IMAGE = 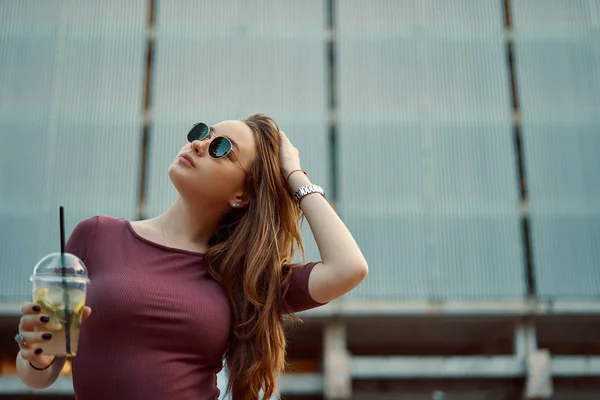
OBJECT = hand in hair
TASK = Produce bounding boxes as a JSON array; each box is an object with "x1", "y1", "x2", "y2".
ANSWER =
[{"x1": 278, "y1": 130, "x2": 302, "y2": 178}]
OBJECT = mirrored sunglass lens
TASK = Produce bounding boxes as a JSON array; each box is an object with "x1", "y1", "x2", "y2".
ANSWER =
[
  {"x1": 209, "y1": 137, "x2": 232, "y2": 158},
  {"x1": 187, "y1": 123, "x2": 209, "y2": 142}
]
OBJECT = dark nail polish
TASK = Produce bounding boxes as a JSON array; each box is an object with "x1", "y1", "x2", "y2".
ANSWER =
[
  {"x1": 40, "y1": 316, "x2": 49, "y2": 323},
  {"x1": 33, "y1": 305, "x2": 41, "y2": 312},
  {"x1": 35, "y1": 348, "x2": 43, "y2": 355},
  {"x1": 42, "y1": 333, "x2": 52, "y2": 340}
]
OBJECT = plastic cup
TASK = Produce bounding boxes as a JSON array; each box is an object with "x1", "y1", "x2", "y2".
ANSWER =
[{"x1": 30, "y1": 252, "x2": 89, "y2": 357}]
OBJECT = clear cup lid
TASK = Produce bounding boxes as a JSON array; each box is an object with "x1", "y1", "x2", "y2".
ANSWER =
[{"x1": 30, "y1": 252, "x2": 89, "y2": 283}]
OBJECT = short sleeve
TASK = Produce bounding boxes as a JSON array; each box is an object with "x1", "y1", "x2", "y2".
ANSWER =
[
  {"x1": 284, "y1": 261, "x2": 328, "y2": 313},
  {"x1": 65, "y1": 216, "x2": 99, "y2": 263}
]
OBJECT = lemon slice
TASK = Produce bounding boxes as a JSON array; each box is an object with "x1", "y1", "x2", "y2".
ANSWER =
[
  {"x1": 35, "y1": 287, "x2": 85, "y2": 314},
  {"x1": 68, "y1": 289, "x2": 86, "y2": 314},
  {"x1": 47, "y1": 286, "x2": 66, "y2": 310},
  {"x1": 44, "y1": 316, "x2": 64, "y2": 331},
  {"x1": 34, "y1": 288, "x2": 48, "y2": 304},
  {"x1": 36, "y1": 287, "x2": 63, "y2": 314}
]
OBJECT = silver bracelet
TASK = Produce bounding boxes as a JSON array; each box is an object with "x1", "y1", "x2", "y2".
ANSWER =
[{"x1": 293, "y1": 184, "x2": 325, "y2": 208}]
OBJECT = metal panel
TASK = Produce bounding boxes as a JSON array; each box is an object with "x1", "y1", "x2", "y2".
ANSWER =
[
  {"x1": 41, "y1": 123, "x2": 141, "y2": 225},
  {"x1": 512, "y1": 0, "x2": 600, "y2": 32},
  {"x1": 147, "y1": 1, "x2": 328, "y2": 263},
  {"x1": 338, "y1": 123, "x2": 524, "y2": 299},
  {"x1": 0, "y1": 0, "x2": 147, "y2": 299},
  {"x1": 337, "y1": 0, "x2": 506, "y2": 38},
  {"x1": 0, "y1": 0, "x2": 146, "y2": 215},
  {"x1": 342, "y1": 201, "x2": 524, "y2": 301},
  {"x1": 530, "y1": 214, "x2": 600, "y2": 298},
  {"x1": 0, "y1": 213, "x2": 58, "y2": 303},
  {"x1": 337, "y1": 2, "x2": 522, "y2": 300},
  {"x1": 0, "y1": 123, "x2": 49, "y2": 214},
  {"x1": 524, "y1": 125, "x2": 600, "y2": 213},
  {"x1": 341, "y1": 213, "x2": 433, "y2": 299},
  {"x1": 524, "y1": 125, "x2": 600, "y2": 298},
  {"x1": 513, "y1": 1, "x2": 600, "y2": 298},
  {"x1": 336, "y1": 37, "x2": 512, "y2": 125},
  {"x1": 337, "y1": 1, "x2": 510, "y2": 124},
  {"x1": 512, "y1": 1, "x2": 600, "y2": 124},
  {"x1": 337, "y1": 123, "x2": 523, "y2": 299},
  {"x1": 514, "y1": 36, "x2": 600, "y2": 124},
  {"x1": 0, "y1": 1, "x2": 60, "y2": 125},
  {"x1": 0, "y1": 0, "x2": 147, "y2": 125}
]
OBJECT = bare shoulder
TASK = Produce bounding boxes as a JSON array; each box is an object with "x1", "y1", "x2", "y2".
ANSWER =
[{"x1": 129, "y1": 219, "x2": 162, "y2": 242}]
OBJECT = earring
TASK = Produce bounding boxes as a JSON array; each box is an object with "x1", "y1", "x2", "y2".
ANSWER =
[{"x1": 232, "y1": 201, "x2": 239, "y2": 208}]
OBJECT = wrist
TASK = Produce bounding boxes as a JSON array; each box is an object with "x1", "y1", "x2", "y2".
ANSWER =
[
  {"x1": 29, "y1": 357, "x2": 56, "y2": 371},
  {"x1": 287, "y1": 171, "x2": 311, "y2": 192},
  {"x1": 22, "y1": 353, "x2": 56, "y2": 371},
  {"x1": 283, "y1": 166, "x2": 302, "y2": 178}
]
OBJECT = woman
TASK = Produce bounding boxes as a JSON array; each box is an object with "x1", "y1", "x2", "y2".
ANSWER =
[{"x1": 15, "y1": 114, "x2": 368, "y2": 399}]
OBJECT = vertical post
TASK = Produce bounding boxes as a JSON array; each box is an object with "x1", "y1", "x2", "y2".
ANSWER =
[
  {"x1": 326, "y1": 0, "x2": 339, "y2": 208},
  {"x1": 515, "y1": 322, "x2": 553, "y2": 399},
  {"x1": 504, "y1": 0, "x2": 536, "y2": 299},
  {"x1": 137, "y1": 0, "x2": 156, "y2": 220},
  {"x1": 323, "y1": 320, "x2": 351, "y2": 399}
]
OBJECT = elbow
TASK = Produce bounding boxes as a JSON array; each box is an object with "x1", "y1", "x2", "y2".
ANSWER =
[{"x1": 352, "y1": 260, "x2": 368, "y2": 285}]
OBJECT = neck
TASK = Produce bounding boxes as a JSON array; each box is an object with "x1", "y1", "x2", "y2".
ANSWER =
[{"x1": 157, "y1": 196, "x2": 226, "y2": 251}]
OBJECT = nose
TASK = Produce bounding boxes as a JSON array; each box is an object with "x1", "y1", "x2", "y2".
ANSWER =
[{"x1": 190, "y1": 139, "x2": 209, "y2": 156}]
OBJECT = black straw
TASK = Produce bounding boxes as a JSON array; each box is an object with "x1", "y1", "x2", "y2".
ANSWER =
[
  {"x1": 59, "y1": 206, "x2": 71, "y2": 355},
  {"x1": 60, "y1": 206, "x2": 65, "y2": 255}
]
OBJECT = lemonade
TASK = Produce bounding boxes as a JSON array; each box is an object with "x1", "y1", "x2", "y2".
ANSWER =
[
  {"x1": 31, "y1": 252, "x2": 89, "y2": 357},
  {"x1": 34, "y1": 285, "x2": 86, "y2": 356}
]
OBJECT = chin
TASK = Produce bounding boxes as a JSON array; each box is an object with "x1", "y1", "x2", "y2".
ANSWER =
[
  {"x1": 168, "y1": 167, "x2": 204, "y2": 199},
  {"x1": 168, "y1": 165, "x2": 192, "y2": 191}
]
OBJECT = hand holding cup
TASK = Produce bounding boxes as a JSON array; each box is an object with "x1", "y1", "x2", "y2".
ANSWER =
[{"x1": 16, "y1": 302, "x2": 91, "y2": 368}]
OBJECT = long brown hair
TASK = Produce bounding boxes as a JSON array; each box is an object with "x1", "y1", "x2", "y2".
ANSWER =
[{"x1": 206, "y1": 113, "x2": 304, "y2": 399}]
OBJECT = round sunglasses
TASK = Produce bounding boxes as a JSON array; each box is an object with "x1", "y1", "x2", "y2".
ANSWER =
[{"x1": 187, "y1": 123, "x2": 246, "y2": 173}]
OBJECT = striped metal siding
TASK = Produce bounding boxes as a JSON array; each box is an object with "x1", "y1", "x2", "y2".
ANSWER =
[
  {"x1": 0, "y1": 0, "x2": 146, "y2": 300},
  {"x1": 0, "y1": 1, "x2": 60, "y2": 215},
  {"x1": 337, "y1": 1, "x2": 524, "y2": 300},
  {"x1": 513, "y1": 1, "x2": 600, "y2": 298},
  {"x1": 513, "y1": 2, "x2": 600, "y2": 125},
  {"x1": 146, "y1": 1, "x2": 328, "y2": 263},
  {"x1": 0, "y1": 213, "x2": 59, "y2": 303}
]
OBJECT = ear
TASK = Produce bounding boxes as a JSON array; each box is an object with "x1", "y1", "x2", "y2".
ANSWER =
[{"x1": 229, "y1": 192, "x2": 250, "y2": 209}]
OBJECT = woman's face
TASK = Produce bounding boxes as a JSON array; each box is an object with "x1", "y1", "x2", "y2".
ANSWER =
[{"x1": 168, "y1": 120, "x2": 257, "y2": 206}]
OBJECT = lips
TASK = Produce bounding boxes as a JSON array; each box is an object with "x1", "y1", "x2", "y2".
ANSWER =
[{"x1": 179, "y1": 153, "x2": 195, "y2": 167}]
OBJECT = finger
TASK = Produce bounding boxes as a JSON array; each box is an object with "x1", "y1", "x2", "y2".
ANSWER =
[
  {"x1": 21, "y1": 302, "x2": 42, "y2": 315},
  {"x1": 17, "y1": 331, "x2": 53, "y2": 350},
  {"x1": 82, "y1": 306, "x2": 92, "y2": 321},
  {"x1": 19, "y1": 347, "x2": 39, "y2": 361},
  {"x1": 19, "y1": 313, "x2": 51, "y2": 332},
  {"x1": 20, "y1": 347, "x2": 54, "y2": 364}
]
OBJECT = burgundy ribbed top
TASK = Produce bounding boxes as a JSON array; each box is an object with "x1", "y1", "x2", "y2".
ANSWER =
[{"x1": 65, "y1": 216, "x2": 324, "y2": 400}]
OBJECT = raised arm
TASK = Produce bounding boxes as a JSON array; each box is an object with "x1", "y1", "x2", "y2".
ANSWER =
[{"x1": 280, "y1": 131, "x2": 368, "y2": 304}]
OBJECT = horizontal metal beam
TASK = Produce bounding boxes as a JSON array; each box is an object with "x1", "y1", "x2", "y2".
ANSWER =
[
  {"x1": 299, "y1": 299, "x2": 600, "y2": 317},
  {"x1": 540, "y1": 301, "x2": 600, "y2": 315},
  {"x1": 278, "y1": 373, "x2": 323, "y2": 394},
  {"x1": 0, "y1": 303, "x2": 22, "y2": 317},
  {"x1": 4, "y1": 299, "x2": 600, "y2": 319},
  {"x1": 351, "y1": 356, "x2": 525, "y2": 378},
  {"x1": 351, "y1": 356, "x2": 600, "y2": 380},
  {"x1": 2, "y1": 358, "x2": 599, "y2": 395},
  {"x1": 0, "y1": 374, "x2": 324, "y2": 396},
  {"x1": 338, "y1": 300, "x2": 533, "y2": 316},
  {"x1": 0, "y1": 377, "x2": 74, "y2": 394},
  {"x1": 553, "y1": 356, "x2": 600, "y2": 377}
]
